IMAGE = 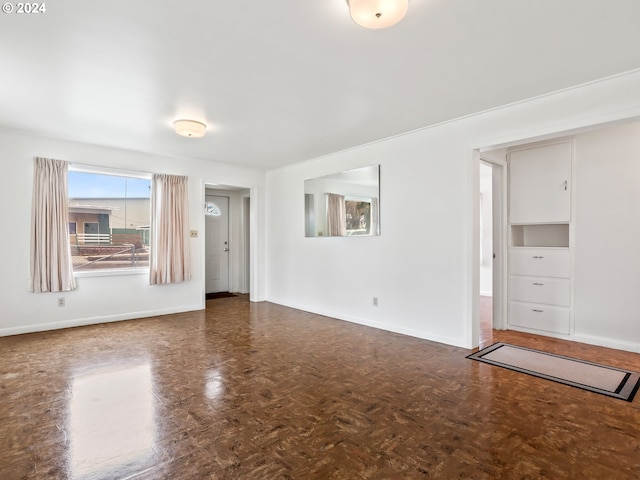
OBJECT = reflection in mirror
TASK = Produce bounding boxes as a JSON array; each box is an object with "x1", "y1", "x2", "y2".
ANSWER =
[{"x1": 304, "y1": 165, "x2": 380, "y2": 237}]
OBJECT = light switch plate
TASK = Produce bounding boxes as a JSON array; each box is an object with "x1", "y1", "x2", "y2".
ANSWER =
[{"x1": 190, "y1": 230, "x2": 198, "y2": 238}]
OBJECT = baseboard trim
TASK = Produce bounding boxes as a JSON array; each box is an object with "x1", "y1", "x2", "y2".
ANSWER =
[
  {"x1": 508, "y1": 325, "x2": 640, "y2": 354},
  {"x1": 508, "y1": 325, "x2": 570, "y2": 341},
  {"x1": 571, "y1": 333, "x2": 640, "y2": 354},
  {"x1": 267, "y1": 298, "x2": 469, "y2": 349},
  {"x1": 0, "y1": 304, "x2": 204, "y2": 337}
]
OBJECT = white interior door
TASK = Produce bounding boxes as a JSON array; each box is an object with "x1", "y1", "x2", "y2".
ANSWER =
[
  {"x1": 491, "y1": 163, "x2": 505, "y2": 329},
  {"x1": 205, "y1": 195, "x2": 230, "y2": 293}
]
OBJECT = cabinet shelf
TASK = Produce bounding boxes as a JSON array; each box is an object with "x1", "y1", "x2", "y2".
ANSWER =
[{"x1": 511, "y1": 224, "x2": 569, "y2": 247}]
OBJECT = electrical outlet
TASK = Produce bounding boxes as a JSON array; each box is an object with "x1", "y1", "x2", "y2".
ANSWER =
[
  {"x1": 372, "y1": 297, "x2": 378, "y2": 307},
  {"x1": 190, "y1": 230, "x2": 198, "y2": 238},
  {"x1": 58, "y1": 297, "x2": 65, "y2": 307}
]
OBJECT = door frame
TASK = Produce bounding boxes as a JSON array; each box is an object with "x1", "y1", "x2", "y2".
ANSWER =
[
  {"x1": 241, "y1": 193, "x2": 251, "y2": 294},
  {"x1": 472, "y1": 155, "x2": 507, "y2": 348},
  {"x1": 203, "y1": 184, "x2": 254, "y2": 299}
]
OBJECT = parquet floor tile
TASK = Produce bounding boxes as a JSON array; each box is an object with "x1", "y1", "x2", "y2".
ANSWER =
[{"x1": 1, "y1": 295, "x2": 639, "y2": 479}]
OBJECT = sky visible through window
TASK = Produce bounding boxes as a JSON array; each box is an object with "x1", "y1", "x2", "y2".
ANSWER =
[{"x1": 69, "y1": 171, "x2": 150, "y2": 198}]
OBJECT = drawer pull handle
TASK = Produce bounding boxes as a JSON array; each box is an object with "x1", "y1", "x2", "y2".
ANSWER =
[
  {"x1": 532, "y1": 256, "x2": 544, "y2": 259},
  {"x1": 532, "y1": 309, "x2": 544, "y2": 313},
  {"x1": 532, "y1": 282, "x2": 544, "y2": 286}
]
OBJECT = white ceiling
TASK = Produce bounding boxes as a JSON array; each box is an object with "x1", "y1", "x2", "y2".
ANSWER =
[{"x1": 1, "y1": 0, "x2": 639, "y2": 170}]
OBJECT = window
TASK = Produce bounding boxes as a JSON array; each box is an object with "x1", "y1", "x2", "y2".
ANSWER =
[
  {"x1": 83, "y1": 222, "x2": 99, "y2": 235},
  {"x1": 68, "y1": 168, "x2": 151, "y2": 272},
  {"x1": 205, "y1": 201, "x2": 221, "y2": 216},
  {"x1": 345, "y1": 196, "x2": 373, "y2": 236}
]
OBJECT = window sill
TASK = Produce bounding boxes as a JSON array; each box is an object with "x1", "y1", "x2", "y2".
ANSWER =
[{"x1": 74, "y1": 268, "x2": 149, "y2": 279}]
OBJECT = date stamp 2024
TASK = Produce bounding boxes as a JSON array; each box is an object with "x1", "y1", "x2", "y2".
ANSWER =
[{"x1": 2, "y1": 2, "x2": 46, "y2": 14}]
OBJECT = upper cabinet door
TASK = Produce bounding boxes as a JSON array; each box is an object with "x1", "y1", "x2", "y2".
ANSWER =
[{"x1": 509, "y1": 142, "x2": 572, "y2": 224}]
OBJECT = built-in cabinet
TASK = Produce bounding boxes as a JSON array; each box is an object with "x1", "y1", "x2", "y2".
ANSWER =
[{"x1": 508, "y1": 141, "x2": 573, "y2": 336}]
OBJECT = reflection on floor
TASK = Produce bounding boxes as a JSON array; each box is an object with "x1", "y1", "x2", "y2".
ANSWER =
[{"x1": 2, "y1": 295, "x2": 640, "y2": 479}]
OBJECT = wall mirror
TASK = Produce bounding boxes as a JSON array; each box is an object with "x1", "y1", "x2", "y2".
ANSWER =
[{"x1": 304, "y1": 165, "x2": 380, "y2": 237}]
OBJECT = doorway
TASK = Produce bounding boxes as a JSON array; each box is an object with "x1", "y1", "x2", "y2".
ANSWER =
[
  {"x1": 204, "y1": 185, "x2": 253, "y2": 300},
  {"x1": 477, "y1": 156, "x2": 506, "y2": 347},
  {"x1": 205, "y1": 195, "x2": 230, "y2": 294}
]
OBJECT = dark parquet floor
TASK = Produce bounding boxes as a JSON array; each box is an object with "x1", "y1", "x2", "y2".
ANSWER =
[{"x1": 1, "y1": 295, "x2": 640, "y2": 479}]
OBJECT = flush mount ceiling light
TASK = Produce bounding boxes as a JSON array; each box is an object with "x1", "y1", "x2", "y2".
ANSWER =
[
  {"x1": 348, "y1": 0, "x2": 408, "y2": 29},
  {"x1": 173, "y1": 119, "x2": 206, "y2": 138}
]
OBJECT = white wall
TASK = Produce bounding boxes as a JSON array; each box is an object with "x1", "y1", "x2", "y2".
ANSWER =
[
  {"x1": 266, "y1": 69, "x2": 640, "y2": 349},
  {"x1": 573, "y1": 122, "x2": 640, "y2": 350},
  {"x1": 0, "y1": 129, "x2": 265, "y2": 336}
]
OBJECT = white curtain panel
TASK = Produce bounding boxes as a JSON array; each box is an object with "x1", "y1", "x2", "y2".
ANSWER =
[
  {"x1": 30, "y1": 157, "x2": 76, "y2": 293},
  {"x1": 149, "y1": 174, "x2": 191, "y2": 285},
  {"x1": 326, "y1": 193, "x2": 346, "y2": 236}
]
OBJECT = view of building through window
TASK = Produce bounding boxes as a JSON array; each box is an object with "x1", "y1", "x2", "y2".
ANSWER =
[{"x1": 68, "y1": 170, "x2": 151, "y2": 271}]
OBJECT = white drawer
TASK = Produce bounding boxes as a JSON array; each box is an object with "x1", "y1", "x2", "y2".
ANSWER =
[
  {"x1": 509, "y1": 276, "x2": 571, "y2": 307},
  {"x1": 509, "y1": 248, "x2": 570, "y2": 278},
  {"x1": 508, "y1": 302, "x2": 570, "y2": 334}
]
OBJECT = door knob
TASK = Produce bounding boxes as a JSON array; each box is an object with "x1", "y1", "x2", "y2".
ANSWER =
[{"x1": 224, "y1": 247, "x2": 229, "y2": 252}]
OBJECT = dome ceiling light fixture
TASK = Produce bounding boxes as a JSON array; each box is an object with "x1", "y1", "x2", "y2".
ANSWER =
[
  {"x1": 348, "y1": 0, "x2": 409, "y2": 29},
  {"x1": 173, "y1": 119, "x2": 207, "y2": 138}
]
